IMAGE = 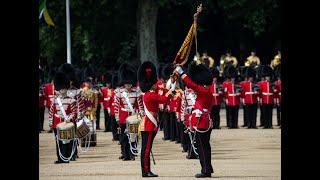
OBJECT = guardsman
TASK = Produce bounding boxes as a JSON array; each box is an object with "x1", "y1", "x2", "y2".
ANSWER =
[
  {"x1": 114, "y1": 63, "x2": 144, "y2": 161},
  {"x1": 240, "y1": 67, "x2": 259, "y2": 128},
  {"x1": 210, "y1": 67, "x2": 223, "y2": 129},
  {"x1": 222, "y1": 65, "x2": 241, "y2": 129},
  {"x1": 258, "y1": 66, "x2": 274, "y2": 128},
  {"x1": 138, "y1": 61, "x2": 173, "y2": 177},
  {"x1": 174, "y1": 61, "x2": 215, "y2": 178}
]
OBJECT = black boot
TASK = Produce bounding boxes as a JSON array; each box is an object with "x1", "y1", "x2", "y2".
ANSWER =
[
  {"x1": 195, "y1": 172, "x2": 211, "y2": 178},
  {"x1": 142, "y1": 171, "x2": 158, "y2": 177}
]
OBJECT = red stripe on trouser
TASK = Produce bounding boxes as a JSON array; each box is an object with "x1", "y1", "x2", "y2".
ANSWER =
[{"x1": 144, "y1": 132, "x2": 153, "y2": 173}]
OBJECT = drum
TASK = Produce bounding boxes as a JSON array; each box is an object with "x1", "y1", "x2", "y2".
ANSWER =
[
  {"x1": 80, "y1": 118, "x2": 97, "y2": 147},
  {"x1": 126, "y1": 115, "x2": 141, "y2": 133},
  {"x1": 56, "y1": 122, "x2": 75, "y2": 141},
  {"x1": 76, "y1": 118, "x2": 90, "y2": 139}
]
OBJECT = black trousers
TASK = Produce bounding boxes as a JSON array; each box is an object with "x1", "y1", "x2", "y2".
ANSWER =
[
  {"x1": 243, "y1": 105, "x2": 248, "y2": 127},
  {"x1": 226, "y1": 106, "x2": 239, "y2": 128},
  {"x1": 103, "y1": 109, "x2": 112, "y2": 132},
  {"x1": 211, "y1": 105, "x2": 221, "y2": 129},
  {"x1": 96, "y1": 103, "x2": 101, "y2": 129},
  {"x1": 140, "y1": 131, "x2": 157, "y2": 174},
  {"x1": 162, "y1": 112, "x2": 171, "y2": 140},
  {"x1": 259, "y1": 104, "x2": 264, "y2": 126},
  {"x1": 111, "y1": 115, "x2": 119, "y2": 140},
  {"x1": 54, "y1": 128, "x2": 70, "y2": 162},
  {"x1": 119, "y1": 124, "x2": 133, "y2": 159},
  {"x1": 158, "y1": 111, "x2": 164, "y2": 131},
  {"x1": 179, "y1": 122, "x2": 186, "y2": 148},
  {"x1": 245, "y1": 104, "x2": 258, "y2": 128},
  {"x1": 72, "y1": 122, "x2": 78, "y2": 159},
  {"x1": 226, "y1": 106, "x2": 230, "y2": 127},
  {"x1": 186, "y1": 131, "x2": 198, "y2": 158},
  {"x1": 169, "y1": 112, "x2": 177, "y2": 141},
  {"x1": 277, "y1": 105, "x2": 281, "y2": 126},
  {"x1": 195, "y1": 129, "x2": 214, "y2": 174},
  {"x1": 262, "y1": 104, "x2": 273, "y2": 128},
  {"x1": 39, "y1": 106, "x2": 45, "y2": 131}
]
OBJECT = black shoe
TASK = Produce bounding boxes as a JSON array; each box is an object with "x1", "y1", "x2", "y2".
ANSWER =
[
  {"x1": 186, "y1": 155, "x2": 197, "y2": 159},
  {"x1": 142, "y1": 172, "x2": 158, "y2": 177},
  {"x1": 70, "y1": 157, "x2": 76, "y2": 161},
  {"x1": 54, "y1": 160, "x2": 69, "y2": 164},
  {"x1": 118, "y1": 142, "x2": 121, "y2": 145},
  {"x1": 182, "y1": 149, "x2": 187, "y2": 153},
  {"x1": 175, "y1": 141, "x2": 181, "y2": 144},
  {"x1": 122, "y1": 157, "x2": 135, "y2": 161},
  {"x1": 195, "y1": 173, "x2": 211, "y2": 178},
  {"x1": 48, "y1": 130, "x2": 53, "y2": 133},
  {"x1": 119, "y1": 155, "x2": 125, "y2": 159}
]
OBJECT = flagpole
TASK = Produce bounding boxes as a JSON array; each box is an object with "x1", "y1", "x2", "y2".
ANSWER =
[{"x1": 66, "y1": 0, "x2": 71, "y2": 64}]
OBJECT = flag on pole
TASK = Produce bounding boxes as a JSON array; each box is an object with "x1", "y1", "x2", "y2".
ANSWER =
[
  {"x1": 173, "y1": 23, "x2": 196, "y2": 65},
  {"x1": 39, "y1": 0, "x2": 55, "y2": 26}
]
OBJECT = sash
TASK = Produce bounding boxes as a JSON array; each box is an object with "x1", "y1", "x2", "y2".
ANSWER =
[{"x1": 143, "y1": 101, "x2": 158, "y2": 127}]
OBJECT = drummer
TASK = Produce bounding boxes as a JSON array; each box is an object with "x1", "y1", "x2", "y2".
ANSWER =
[
  {"x1": 48, "y1": 71, "x2": 78, "y2": 164},
  {"x1": 114, "y1": 63, "x2": 145, "y2": 161},
  {"x1": 59, "y1": 63, "x2": 85, "y2": 161}
]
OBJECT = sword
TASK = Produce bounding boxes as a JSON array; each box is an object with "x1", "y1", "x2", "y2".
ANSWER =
[{"x1": 150, "y1": 149, "x2": 156, "y2": 165}]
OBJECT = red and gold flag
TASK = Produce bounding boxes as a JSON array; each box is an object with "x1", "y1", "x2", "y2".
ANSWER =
[{"x1": 173, "y1": 23, "x2": 196, "y2": 65}]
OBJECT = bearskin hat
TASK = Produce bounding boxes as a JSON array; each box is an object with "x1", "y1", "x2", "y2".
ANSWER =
[
  {"x1": 161, "y1": 63, "x2": 174, "y2": 81},
  {"x1": 224, "y1": 64, "x2": 237, "y2": 79},
  {"x1": 245, "y1": 66, "x2": 256, "y2": 78},
  {"x1": 212, "y1": 67, "x2": 220, "y2": 78},
  {"x1": 118, "y1": 63, "x2": 137, "y2": 86},
  {"x1": 187, "y1": 61, "x2": 213, "y2": 86},
  {"x1": 261, "y1": 66, "x2": 273, "y2": 77},
  {"x1": 138, "y1": 61, "x2": 158, "y2": 92},
  {"x1": 54, "y1": 71, "x2": 69, "y2": 91}
]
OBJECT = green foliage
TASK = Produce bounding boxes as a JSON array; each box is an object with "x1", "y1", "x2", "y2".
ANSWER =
[{"x1": 39, "y1": 0, "x2": 280, "y2": 67}]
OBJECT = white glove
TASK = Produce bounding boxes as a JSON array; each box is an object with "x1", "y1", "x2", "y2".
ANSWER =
[
  {"x1": 175, "y1": 66, "x2": 184, "y2": 75},
  {"x1": 65, "y1": 116, "x2": 71, "y2": 123},
  {"x1": 49, "y1": 119, "x2": 53, "y2": 128},
  {"x1": 170, "y1": 81, "x2": 176, "y2": 91}
]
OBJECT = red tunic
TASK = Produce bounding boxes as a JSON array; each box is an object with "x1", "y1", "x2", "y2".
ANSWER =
[
  {"x1": 140, "y1": 91, "x2": 171, "y2": 131},
  {"x1": 222, "y1": 81, "x2": 241, "y2": 106},
  {"x1": 48, "y1": 95, "x2": 77, "y2": 129},
  {"x1": 101, "y1": 87, "x2": 112, "y2": 111},
  {"x1": 114, "y1": 87, "x2": 144, "y2": 124},
  {"x1": 210, "y1": 82, "x2": 223, "y2": 106},
  {"x1": 43, "y1": 83, "x2": 54, "y2": 108},
  {"x1": 182, "y1": 75, "x2": 214, "y2": 129},
  {"x1": 240, "y1": 81, "x2": 258, "y2": 104},
  {"x1": 274, "y1": 80, "x2": 281, "y2": 105},
  {"x1": 258, "y1": 81, "x2": 274, "y2": 104}
]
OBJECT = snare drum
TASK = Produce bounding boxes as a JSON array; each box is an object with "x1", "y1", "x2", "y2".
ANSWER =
[
  {"x1": 76, "y1": 118, "x2": 90, "y2": 139},
  {"x1": 126, "y1": 115, "x2": 141, "y2": 133},
  {"x1": 56, "y1": 122, "x2": 75, "y2": 141}
]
